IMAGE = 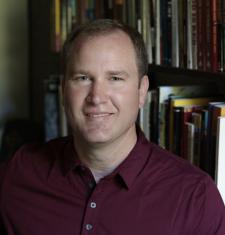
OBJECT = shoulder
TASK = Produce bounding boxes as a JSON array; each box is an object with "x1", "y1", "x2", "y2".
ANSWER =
[
  {"x1": 147, "y1": 143, "x2": 225, "y2": 233},
  {"x1": 0, "y1": 136, "x2": 72, "y2": 186},
  {"x1": 148, "y1": 142, "x2": 209, "y2": 182}
]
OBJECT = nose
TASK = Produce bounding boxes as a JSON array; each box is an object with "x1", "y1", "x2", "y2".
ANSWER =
[{"x1": 86, "y1": 80, "x2": 108, "y2": 105}]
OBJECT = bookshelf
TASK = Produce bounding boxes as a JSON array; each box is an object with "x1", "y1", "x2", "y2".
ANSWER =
[{"x1": 28, "y1": 0, "x2": 225, "y2": 183}]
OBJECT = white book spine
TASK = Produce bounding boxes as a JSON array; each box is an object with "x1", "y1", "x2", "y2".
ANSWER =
[{"x1": 215, "y1": 116, "x2": 225, "y2": 204}]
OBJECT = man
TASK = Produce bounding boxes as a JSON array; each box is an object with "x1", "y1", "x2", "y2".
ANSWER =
[{"x1": 0, "y1": 19, "x2": 225, "y2": 235}]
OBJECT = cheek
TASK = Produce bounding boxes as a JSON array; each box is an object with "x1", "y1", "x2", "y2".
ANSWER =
[
  {"x1": 64, "y1": 87, "x2": 84, "y2": 110},
  {"x1": 112, "y1": 88, "x2": 140, "y2": 111}
]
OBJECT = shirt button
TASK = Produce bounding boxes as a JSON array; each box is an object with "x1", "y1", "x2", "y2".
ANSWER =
[
  {"x1": 90, "y1": 202, "x2": 97, "y2": 208},
  {"x1": 85, "y1": 224, "x2": 93, "y2": 231}
]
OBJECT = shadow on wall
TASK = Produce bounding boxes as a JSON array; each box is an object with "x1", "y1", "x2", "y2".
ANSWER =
[
  {"x1": 0, "y1": 119, "x2": 44, "y2": 163},
  {"x1": 0, "y1": 0, "x2": 29, "y2": 125}
]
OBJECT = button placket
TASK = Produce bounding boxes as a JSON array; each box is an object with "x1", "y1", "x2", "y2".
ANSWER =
[{"x1": 82, "y1": 180, "x2": 106, "y2": 234}]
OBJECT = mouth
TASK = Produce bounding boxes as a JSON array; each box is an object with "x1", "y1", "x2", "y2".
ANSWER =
[{"x1": 85, "y1": 113, "x2": 113, "y2": 118}]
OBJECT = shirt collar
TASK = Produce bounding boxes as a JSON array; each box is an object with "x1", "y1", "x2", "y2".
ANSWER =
[
  {"x1": 59, "y1": 126, "x2": 153, "y2": 189},
  {"x1": 112, "y1": 127, "x2": 153, "y2": 189},
  {"x1": 60, "y1": 137, "x2": 83, "y2": 175}
]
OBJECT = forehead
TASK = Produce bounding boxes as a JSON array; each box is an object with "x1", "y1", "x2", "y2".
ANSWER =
[
  {"x1": 71, "y1": 30, "x2": 135, "y2": 55},
  {"x1": 67, "y1": 30, "x2": 138, "y2": 71}
]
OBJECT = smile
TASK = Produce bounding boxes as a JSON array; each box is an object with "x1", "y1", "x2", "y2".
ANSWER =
[{"x1": 86, "y1": 113, "x2": 112, "y2": 118}]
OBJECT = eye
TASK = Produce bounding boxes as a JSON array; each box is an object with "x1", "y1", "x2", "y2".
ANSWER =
[
  {"x1": 76, "y1": 75, "x2": 90, "y2": 81},
  {"x1": 70, "y1": 75, "x2": 91, "y2": 82},
  {"x1": 110, "y1": 76, "x2": 124, "y2": 81}
]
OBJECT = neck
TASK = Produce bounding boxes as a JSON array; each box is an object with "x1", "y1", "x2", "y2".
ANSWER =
[{"x1": 73, "y1": 127, "x2": 137, "y2": 183}]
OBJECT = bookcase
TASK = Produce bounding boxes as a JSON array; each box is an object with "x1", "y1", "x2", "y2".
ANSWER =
[{"x1": 28, "y1": 0, "x2": 225, "y2": 186}]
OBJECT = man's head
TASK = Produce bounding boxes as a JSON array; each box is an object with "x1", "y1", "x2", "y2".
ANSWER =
[
  {"x1": 62, "y1": 19, "x2": 148, "y2": 79},
  {"x1": 62, "y1": 19, "x2": 149, "y2": 148}
]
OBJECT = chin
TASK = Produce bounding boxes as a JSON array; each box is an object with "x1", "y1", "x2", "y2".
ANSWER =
[{"x1": 83, "y1": 132, "x2": 112, "y2": 144}]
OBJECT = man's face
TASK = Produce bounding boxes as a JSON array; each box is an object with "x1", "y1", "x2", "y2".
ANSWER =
[{"x1": 63, "y1": 30, "x2": 149, "y2": 146}]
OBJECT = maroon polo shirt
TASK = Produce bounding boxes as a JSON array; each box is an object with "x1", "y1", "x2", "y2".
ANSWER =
[{"x1": 0, "y1": 129, "x2": 225, "y2": 235}]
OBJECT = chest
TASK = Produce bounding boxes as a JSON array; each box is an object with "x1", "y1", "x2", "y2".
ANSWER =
[{"x1": 2, "y1": 173, "x2": 190, "y2": 235}]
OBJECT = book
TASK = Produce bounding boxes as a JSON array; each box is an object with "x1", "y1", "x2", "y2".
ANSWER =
[
  {"x1": 171, "y1": 0, "x2": 179, "y2": 67},
  {"x1": 140, "y1": 0, "x2": 153, "y2": 64},
  {"x1": 210, "y1": 104, "x2": 225, "y2": 169},
  {"x1": 139, "y1": 91, "x2": 151, "y2": 140},
  {"x1": 51, "y1": 0, "x2": 61, "y2": 52},
  {"x1": 161, "y1": 0, "x2": 172, "y2": 66},
  {"x1": 222, "y1": 0, "x2": 225, "y2": 71},
  {"x1": 172, "y1": 107, "x2": 183, "y2": 155},
  {"x1": 204, "y1": 101, "x2": 225, "y2": 176},
  {"x1": 191, "y1": 112, "x2": 202, "y2": 166},
  {"x1": 205, "y1": 0, "x2": 212, "y2": 71},
  {"x1": 153, "y1": 85, "x2": 218, "y2": 148},
  {"x1": 212, "y1": 0, "x2": 220, "y2": 72},
  {"x1": 185, "y1": 122, "x2": 195, "y2": 164},
  {"x1": 44, "y1": 77, "x2": 60, "y2": 141},
  {"x1": 196, "y1": 0, "x2": 204, "y2": 70},
  {"x1": 215, "y1": 116, "x2": 225, "y2": 203},
  {"x1": 178, "y1": 0, "x2": 187, "y2": 68},
  {"x1": 126, "y1": 0, "x2": 136, "y2": 28},
  {"x1": 181, "y1": 106, "x2": 194, "y2": 159},
  {"x1": 191, "y1": 0, "x2": 198, "y2": 69},
  {"x1": 187, "y1": 0, "x2": 193, "y2": 69},
  {"x1": 169, "y1": 96, "x2": 218, "y2": 151}
]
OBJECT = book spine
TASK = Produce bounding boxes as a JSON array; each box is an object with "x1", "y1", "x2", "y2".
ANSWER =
[
  {"x1": 187, "y1": 0, "x2": 193, "y2": 69},
  {"x1": 217, "y1": 0, "x2": 223, "y2": 72},
  {"x1": 181, "y1": 107, "x2": 193, "y2": 159},
  {"x1": 161, "y1": 0, "x2": 172, "y2": 66},
  {"x1": 222, "y1": 0, "x2": 225, "y2": 71},
  {"x1": 197, "y1": 0, "x2": 204, "y2": 70},
  {"x1": 192, "y1": 112, "x2": 202, "y2": 166},
  {"x1": 127, "y1": 0, "x2": 136, "y2": 27},
  {"x1": 215, "y1": 116, "x2": 225, "y2": 203},
  {"x1": 44, "y1": 77, "x2": 60, "y2": 141},
  {"x1": 172, "y1": 107, "x2": 183, "y2": 155},
  {"x1": 178, "y1": 0, "x2": 186, "y2": 68},
  {"x1": 61, "y1": 0, "x2": 68, "y2": 45},
  {"x1": 186, "y1": 122, "x2": 195, "y2": 164},
  {"x1": 113, "y1": 0, "x2": 124, "y2": 21},
  {"x1": 52, "y1": 0, "x2": 61, "y2": 52},
  {"x1": 211, "y1": 0, "x2": 220, "y2": 72},
  {"x1": 205, "y1": 0, "x2": 212, "y2": 71},
  {"x1": 155, "y1": 0, "x2": 161, "y2": 65},
  {"x1": 191, "y1": 0, "x2": 198, "y2": 69},
  {"x1": 199, "y1": 109, "x2": 209, "y2": 171},
  {"x1": 71, "y1": 0, "x2": 77, "y2": 27},
  {"x1": 171, "y1": 0, "x2": 179, "y2": 67},
  {"x1": 140, "y1": 0, "x2": 153, "y2": 64}
]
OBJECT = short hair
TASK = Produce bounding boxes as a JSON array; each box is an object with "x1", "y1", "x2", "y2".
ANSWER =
[{"x1": 62, "y1": 19, "x2": 148, "y2": 78}]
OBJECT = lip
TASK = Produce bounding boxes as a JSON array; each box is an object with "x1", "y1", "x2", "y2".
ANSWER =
[
  {"x1": 85, "y1": 112, "x2": 113, "y2": 118},
  {"x1": 85, "y1": 113, "x2": 112, "y2": 118}
]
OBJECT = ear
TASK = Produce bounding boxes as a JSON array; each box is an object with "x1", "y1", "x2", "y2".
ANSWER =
[{"x1": 138, "y1": 75, "x2": 149, "y2": 108}]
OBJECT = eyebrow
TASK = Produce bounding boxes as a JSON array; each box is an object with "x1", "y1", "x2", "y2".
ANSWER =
[
  {"x1": 106, "y1": 70, "x2": 130, "y2": 77},
  {"x1": 69, "y1": 69, "x2": 130, "y2": 77}
]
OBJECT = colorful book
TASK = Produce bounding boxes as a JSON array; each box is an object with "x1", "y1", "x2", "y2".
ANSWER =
[{"x1": 169, "y1": 96, "x2": 218, "y2": 151}]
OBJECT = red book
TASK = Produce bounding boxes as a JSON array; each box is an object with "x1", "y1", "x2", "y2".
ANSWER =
[
  {"x1": 211, "y1": 0, "x2": 220, "y2": 72},
  {"x1": 205, "y1": 0, "x2": 212, "y2": 71}
]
